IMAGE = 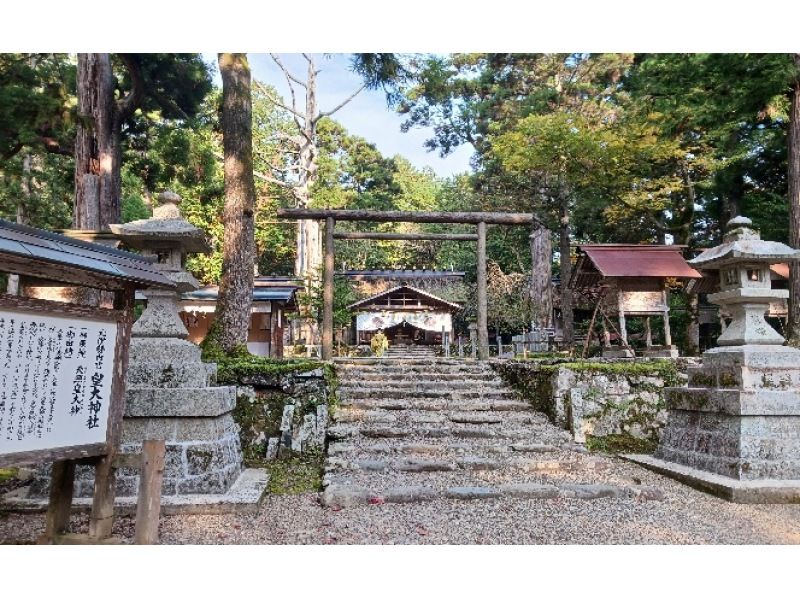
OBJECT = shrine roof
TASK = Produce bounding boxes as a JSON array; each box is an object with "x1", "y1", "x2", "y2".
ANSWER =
[
  {"x1": 0, "y1": 218, "x2": 174, "y2": 291},
  {"x1": 181, "y1": 285, "x2": 298, "y2": 303},
  {"x1": 339, "y1": 269, "x2": 465, "y2": 280},
  {"x1": 347, "y1": 284, "x2": 461, "y2": 312},
  {"x1": 570, "y1": 244, "x2": 701, "y2": 288}
]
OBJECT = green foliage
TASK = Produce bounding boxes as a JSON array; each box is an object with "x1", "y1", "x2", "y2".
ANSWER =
[
  {"x1": 585, "y1": 433, "x2": 657, "y2": 455},
  {"x1": 297, "y1": 269, "x2": 358, "y2": 329},
  {"x1": 265, "y1": 448, "x2": 324, "y2": 495},
  {"x1": 212, "y1": 354, "x2": 325, "y2": 386}
]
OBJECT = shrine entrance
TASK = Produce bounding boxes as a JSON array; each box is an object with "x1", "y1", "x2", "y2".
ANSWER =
[
  {"x1": 348, "y1": 284, "x2": 459, "y2": 347},
  {"x1": 384, "y1": 321, "x2": 432, "y2": 346}
]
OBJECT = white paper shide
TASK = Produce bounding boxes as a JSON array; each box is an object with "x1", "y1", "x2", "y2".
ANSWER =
[{"x1": 0, "y1": 308, "x2": 117, "y2": 457}]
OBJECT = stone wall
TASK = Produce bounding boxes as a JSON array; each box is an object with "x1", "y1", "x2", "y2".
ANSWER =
[
  {"x1": 226, "y1": 364, "x2": 334, "y2": 463},
  {"x1": 494, "y1": 359, "x2": 694, "y2": 444}
]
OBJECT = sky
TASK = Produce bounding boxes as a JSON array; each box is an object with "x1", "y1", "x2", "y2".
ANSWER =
[{"x1": 203, "y1": 53, "x2": 474, "y2": 178}]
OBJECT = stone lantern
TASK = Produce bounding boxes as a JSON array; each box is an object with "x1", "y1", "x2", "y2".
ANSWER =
[
  {"x1": 629, "y1": 216, "x2": 800, "y2": 502},
  {"x1": 694, "y1": 215, "x2": 792, "y2": 347},
  {"x1": 106, "y1": 192, "x2": 259, "y2": 501}
]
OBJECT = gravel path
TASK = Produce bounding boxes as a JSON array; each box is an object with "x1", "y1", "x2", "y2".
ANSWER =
[{"x1": 3, "y1": 460, "x2": 800, "y2": 544}]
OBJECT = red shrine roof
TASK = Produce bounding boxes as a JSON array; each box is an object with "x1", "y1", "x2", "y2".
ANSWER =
[{"x1": 570, "y1": 245, "x2": 701, "y2": 289}]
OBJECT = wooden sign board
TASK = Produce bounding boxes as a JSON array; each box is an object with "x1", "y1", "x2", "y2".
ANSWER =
[{"x1": 0, "y1": 295, "x2": 126, "y2": 468}]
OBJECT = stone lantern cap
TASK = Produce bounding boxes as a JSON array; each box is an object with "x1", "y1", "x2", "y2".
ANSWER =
[
  {"x1": 110, "y1": 191, "x2": 211, "y2": 254},
  {"x1": 689, "y1": 216, "x2": 800, "y2": 270}
]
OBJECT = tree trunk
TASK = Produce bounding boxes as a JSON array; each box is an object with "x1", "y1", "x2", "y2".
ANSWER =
[
  {"x1": 215, "y1": 53, "x2": 256, "y2": 354},
  {"x1": 74, "y1": 53, "x2": 118, "y2": 229},
  {"x1": 559, "y1": 195, "x2": 574, "y2": 347},
  {"x1": 6, "y1": 153, "x2": 31, "y2": 295},
  {"x1": 789, "y1": 53, "x2": 800, "y2": 344},
  {"x1": 529, "y1": 222, "x2": 553, "y2": 329}
]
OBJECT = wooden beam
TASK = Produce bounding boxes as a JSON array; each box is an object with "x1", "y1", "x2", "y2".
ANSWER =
[
  {"x1": 477, "y1": 221, "x2": 489, "y2": 360},
  {"x1": 333, "y1": 231, "x2": 479, "y2": 242},
  {"x1": 322, "y1": 217, "x2": 335, "y2": 361},
  {"x1": 278, "y1": 208, "x2": 539, "y2": 226}
]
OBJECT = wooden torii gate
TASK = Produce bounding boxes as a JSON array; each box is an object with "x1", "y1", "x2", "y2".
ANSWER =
[{"x1": 277, "y1": 208, "x2": 540, "y2": 360}]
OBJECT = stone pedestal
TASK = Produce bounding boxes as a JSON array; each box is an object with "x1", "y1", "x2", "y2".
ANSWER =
[
  {"x1": 655, "y1": 346, "x2": 800, "y2": 481},
  {"x1": 119, "y1": 336, "x2": 243, "y2": 496}
]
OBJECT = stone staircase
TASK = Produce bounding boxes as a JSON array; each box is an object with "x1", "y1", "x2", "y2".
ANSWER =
[
  {"x1": 384, "y1": 344, "x2": 439, "y2": 359},
  {"x1": 323, "y1": 358, "x2": 664, "y2": 507}
]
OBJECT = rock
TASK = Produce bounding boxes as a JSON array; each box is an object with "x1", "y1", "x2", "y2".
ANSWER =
[
  {"x1": 362, "y1": 427, "x2": 409, "y2": 439},
  {"x1": 510, "y1": 443, "x2": 558, "y2": 453},
  {"x1": 355, "y1": 459, "x2": 388, "y2": 471},
  {"x1": 384, "y1": 486, "x2": 438, "y2": 503},
  {"x1": 457, "y1": 456, "x2": 501, "y2": 470},
  {"x1": 559, "y1": 484, "x2": 623, "y2": 499},
  {"x1": 449, "y1": 414, "x2": 502, "y2": 424},
  {"x1": 322, "y1": 485, "x2": 372, "y2": 508},
  {"x1": 453, "y1": 428, "x2": 495, "y2": 439},
  {"x1": 445, "y1": 486, "x2": 502, "y2": 500},
  {"x1": 499, "y1": 483, "x2": 559, "y2": 499},
  {"x1": 625, "y1": 486, "x2": 666, "y2": 501},
  {"x1": 266, "y1": 437, "x2": 279, "y2": 460},
  {"x1": 395, "y1": 459, "x2": 457, "y2": 472}
]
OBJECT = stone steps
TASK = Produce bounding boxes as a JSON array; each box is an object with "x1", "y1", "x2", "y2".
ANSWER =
[
  {"x1": 325, "y1": 359, "x2": 659, "y2": 508},
  {"x1": 338, "y1": 388, "x2": 513, "y2": 401},
  {"x1": 346, "y1": 370, "x2": 499, "y2": 385},
  {"x1": 337, "y1": 379, "x2": 503, "y2": 390},
  {"x1": 328, "y1": 438, "x2": 572, "y2": 458},
  {"x1": 339, "y1": 398, "x2": 532, "y2": 412},
  {"x1": 332, "y1": 409, "x2": 537, "y2": 427},
  {"x1": 328, "y1": 423, "x2": 563, "y2": 442}
]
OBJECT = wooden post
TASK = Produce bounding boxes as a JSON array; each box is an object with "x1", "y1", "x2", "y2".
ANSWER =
[
  {"x1": 496, "y1": 334, "x2": 502, "y2": 358},
  {"x1": 134, "y1": 439, "x2": 166, "y2": 545},
  {"x1": 617, "y1": 291, "x2": 628, "y2": 347},
  {"x1": 645, "y1": 317, "x2": 653, "y2": 348},
  {"x1": 89, "y1": 285, "x2": 135, "y2": 541},
  {"x1": 477, "y1": 221, "x2": 489, "y2": 360},
  {"x1": 322, "y1": 217, "x2": 335, "y2": 361},
  {"x1": 458, "y1": 335, "x2": 464, "y2": 358},
  {"x1": 662, "y1": 290, "x2": 673, "y2": 347},
  {"x1": 41, "y1": 460, "x2": 76, "y2": 543}
]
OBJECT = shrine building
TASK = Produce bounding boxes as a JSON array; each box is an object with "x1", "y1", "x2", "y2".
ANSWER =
[
  {"x1": 347, "y1": 284, "x2": 461, "y2": 347},
  {"x1": 177, "y1": 276, "x2": 300, "y2": 358}
]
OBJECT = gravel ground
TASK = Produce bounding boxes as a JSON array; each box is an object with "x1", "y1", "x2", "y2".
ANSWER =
[{"x1": 3, "y1": 460, "x2": 800, "y2": 544}]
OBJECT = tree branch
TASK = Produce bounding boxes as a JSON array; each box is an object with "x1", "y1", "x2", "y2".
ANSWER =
[
  {"x1": 270, "y1": 54, "x2": 307, "y2": 88},
  {"x1": 254, "y1": 80, "x2": 307, "y2": 122},
  {"x1": 116, "y1": 53, "x2": 145, "y2": 121},
  {"x1": 316, "y1": 83, "x2": 366, "y2": 122}
]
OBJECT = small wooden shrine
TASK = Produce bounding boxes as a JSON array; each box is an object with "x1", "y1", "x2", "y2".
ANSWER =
[
  {"x1": 569, "y1": 244, "x2": 701, "y2": 357},
  {"x1": 347, "y1": 284, "x2": 461, "y2": 346}
]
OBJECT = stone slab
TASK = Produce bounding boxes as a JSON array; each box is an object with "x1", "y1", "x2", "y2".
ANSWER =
[
  {"x1": 125, "y1": 386, "x2": 237, "y2": 418},
  {"x1": 1, "y1": 468, "x2": 269, "y2": 516},
  {"x1": 625, "y1": 454, "x2": 800, "y2": 503}
]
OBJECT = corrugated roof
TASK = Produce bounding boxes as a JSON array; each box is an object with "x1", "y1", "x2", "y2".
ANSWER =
[
  {"x1": 339, "y1": 269, "x2": 465, "y2": 279},
  {"x1": 181, "y1": 286, "x2": 298, "y2": 302},
  {"x1": 347, "y1": 284, "x2": 461, "y2": 311},
  {"x1": 0, "y1": 218, "x2": 174, "y2": 290},
  {"x1": 577, "y1": 245, "x2": 701, "y2": 279}
]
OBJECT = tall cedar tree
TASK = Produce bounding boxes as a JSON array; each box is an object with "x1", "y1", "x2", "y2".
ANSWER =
[
  {"x1": 789, "y1": 53, "x2": 800, "y2": 342},
  {"x1": 214, "y1": 53, "x2": 256, "y2": 353}
]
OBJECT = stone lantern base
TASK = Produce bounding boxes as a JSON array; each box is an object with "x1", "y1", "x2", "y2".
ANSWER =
[{"x1": 628, "y1": 344, "x2": 800, "y2": 502}]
